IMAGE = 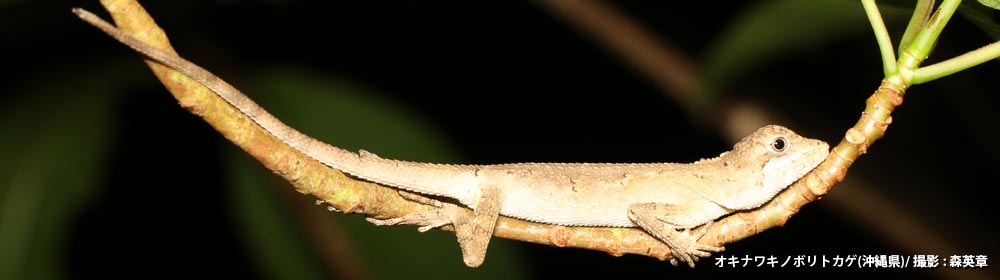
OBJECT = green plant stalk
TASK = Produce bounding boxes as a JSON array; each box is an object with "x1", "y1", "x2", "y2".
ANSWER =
[
  {"x1": 896, "y1": 0, "x2": 961, "y2": 84},
  {"x1": 898, "y1": 0, "x2": 936, "y2": 59},
  {"x1": 913, "y1": 39, "x2": 1000, "y2": 83},
  {"x1": 885, "y1": 0, "x2": 1000, "y2": 85},
  {"x1": 862, "y1": 0, "x2": 898, "y2": 76}
]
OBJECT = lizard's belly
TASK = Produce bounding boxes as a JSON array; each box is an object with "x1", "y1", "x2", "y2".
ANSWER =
[
  {"x1": 500, "y1": 200, "x2": 636, "y2": 227},
  {"x1": 499, "y1": 199, "x2": 637, "y2": 227},
  {"x1": 496, "y1": 184, "x2": 645, "y2": 227}
]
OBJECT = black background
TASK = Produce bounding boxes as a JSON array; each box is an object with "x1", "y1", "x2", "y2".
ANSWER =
[{"x1": 2, "y1": 1, "x2": 997, "y2": 279}]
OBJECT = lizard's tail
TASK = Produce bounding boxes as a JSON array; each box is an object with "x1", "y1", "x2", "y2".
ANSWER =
[{"x1": 73, "y1": 8, "x2": 479, "y2": 203}]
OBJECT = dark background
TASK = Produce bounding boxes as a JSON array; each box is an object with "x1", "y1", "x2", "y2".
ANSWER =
[{"x1": 1, "y1": 0, "x2": 997, "y2": 279}]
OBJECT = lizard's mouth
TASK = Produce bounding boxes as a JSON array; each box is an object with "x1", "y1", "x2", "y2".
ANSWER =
[{"x1": 763, "y1": 139, "x2": 829, "y2": 189}]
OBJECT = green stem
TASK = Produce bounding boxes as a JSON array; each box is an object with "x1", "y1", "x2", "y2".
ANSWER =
[
  {"x1": 862, "y1": 0, "x2": 897, "y2": 76},
  {"x1": 898, "y1": 0, "x2": 935, "y2": 57},
  {"x1": 899, "y1": 0, "x2": 962, "y2": 78},
  {"x1": 913, "y1": 40, "x2": 1000, "y2": 84}
]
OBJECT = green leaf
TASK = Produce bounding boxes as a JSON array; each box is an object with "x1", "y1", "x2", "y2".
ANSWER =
[
  {"x1": 976, "y1": 0, "x2": 1000, "y2": 10},
  {"x1": 701, "y1": 0, "x2": 908, "y2": 92},
  {"x1": 959, "y1": 2, "x2": 1000, "y2": 40},
  {"x1": 226, "y1": 65, "x2": 531, "y2": 279}
]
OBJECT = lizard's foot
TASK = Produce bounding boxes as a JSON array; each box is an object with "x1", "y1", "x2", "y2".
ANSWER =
[
  {"x1": 627, "y1": 203, "x2": 725, "y2": 268},
  {"x1": 667, "y1": 229, "x2": 724, "y2": 267},
  {"x1": 366, "y1": 204, "x2": 462, "y2": 232},
  {"x1": 366, "y1": 211, "x2": 450, "y2": 232},
  {"x1": 365, "y1": 190, "x2": 461, "y2": 232}
]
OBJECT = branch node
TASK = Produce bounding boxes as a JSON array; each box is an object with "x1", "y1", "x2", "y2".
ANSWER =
[
  {"x1": 845, "y1": 127, "x2": 869, "y2": 153},
  {"x1": 547, "y1": 226, "x2": 571, "y2": 247}
]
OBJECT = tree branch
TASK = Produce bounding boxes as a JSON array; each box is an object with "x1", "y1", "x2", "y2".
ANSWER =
[{"x1": 88, "y1": 0, "x2": 917, "y2": 265}]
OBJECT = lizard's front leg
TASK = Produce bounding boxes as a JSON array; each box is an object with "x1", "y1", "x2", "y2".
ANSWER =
[
  {"x1": 366, "y1": 185, "x2": 502, "y2": 267},
  {"x1": 627, "y1": 203, "x2": 724, "y2": 267}
]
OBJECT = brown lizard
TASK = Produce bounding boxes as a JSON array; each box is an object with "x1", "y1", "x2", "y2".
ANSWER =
[{"x1": 73, "y1": 8, "x2": 830, "y2": 268}]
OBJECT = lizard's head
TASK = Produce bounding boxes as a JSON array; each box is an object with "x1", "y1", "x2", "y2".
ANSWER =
[{"x1": 717, "y1": 125, "x2": 829, "y2": 209}]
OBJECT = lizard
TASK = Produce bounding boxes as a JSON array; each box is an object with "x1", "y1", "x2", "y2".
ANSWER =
[{"x1": 73, "y1": 8, "x2": 830, "y2": 268}]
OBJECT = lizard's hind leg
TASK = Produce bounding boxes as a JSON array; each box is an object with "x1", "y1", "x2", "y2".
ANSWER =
[{"x1": 366, "y1": 190, "x2": 458, "y2": 232}]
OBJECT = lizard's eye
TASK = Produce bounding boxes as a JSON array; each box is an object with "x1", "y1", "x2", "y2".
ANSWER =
[{"x1": 770, "y1": 136, "x2": 787, "y2": 153}]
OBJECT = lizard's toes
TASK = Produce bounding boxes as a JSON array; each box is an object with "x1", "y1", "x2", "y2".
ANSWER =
[
  {"x1": 366, "y1": 208, "x2": 454, "y2": 232},
  {"x1": 670, "y1": 242, "x2": 723, "y2": 267},
  {"x1": 669, "y1": 247, "x2": 697, "y2": 267},
  {"x1": 365, "y1": 217, "x2": 396, "y2": 226},
  {"x1": 416, "y1": 220, "x2": 451, "y2": 232},
  {"x1": 697, "y1": 244, "x2": 725, "y2": 254},
  {"x1": 677, "y1": 253, "x2": 697, "y2": 268}
]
